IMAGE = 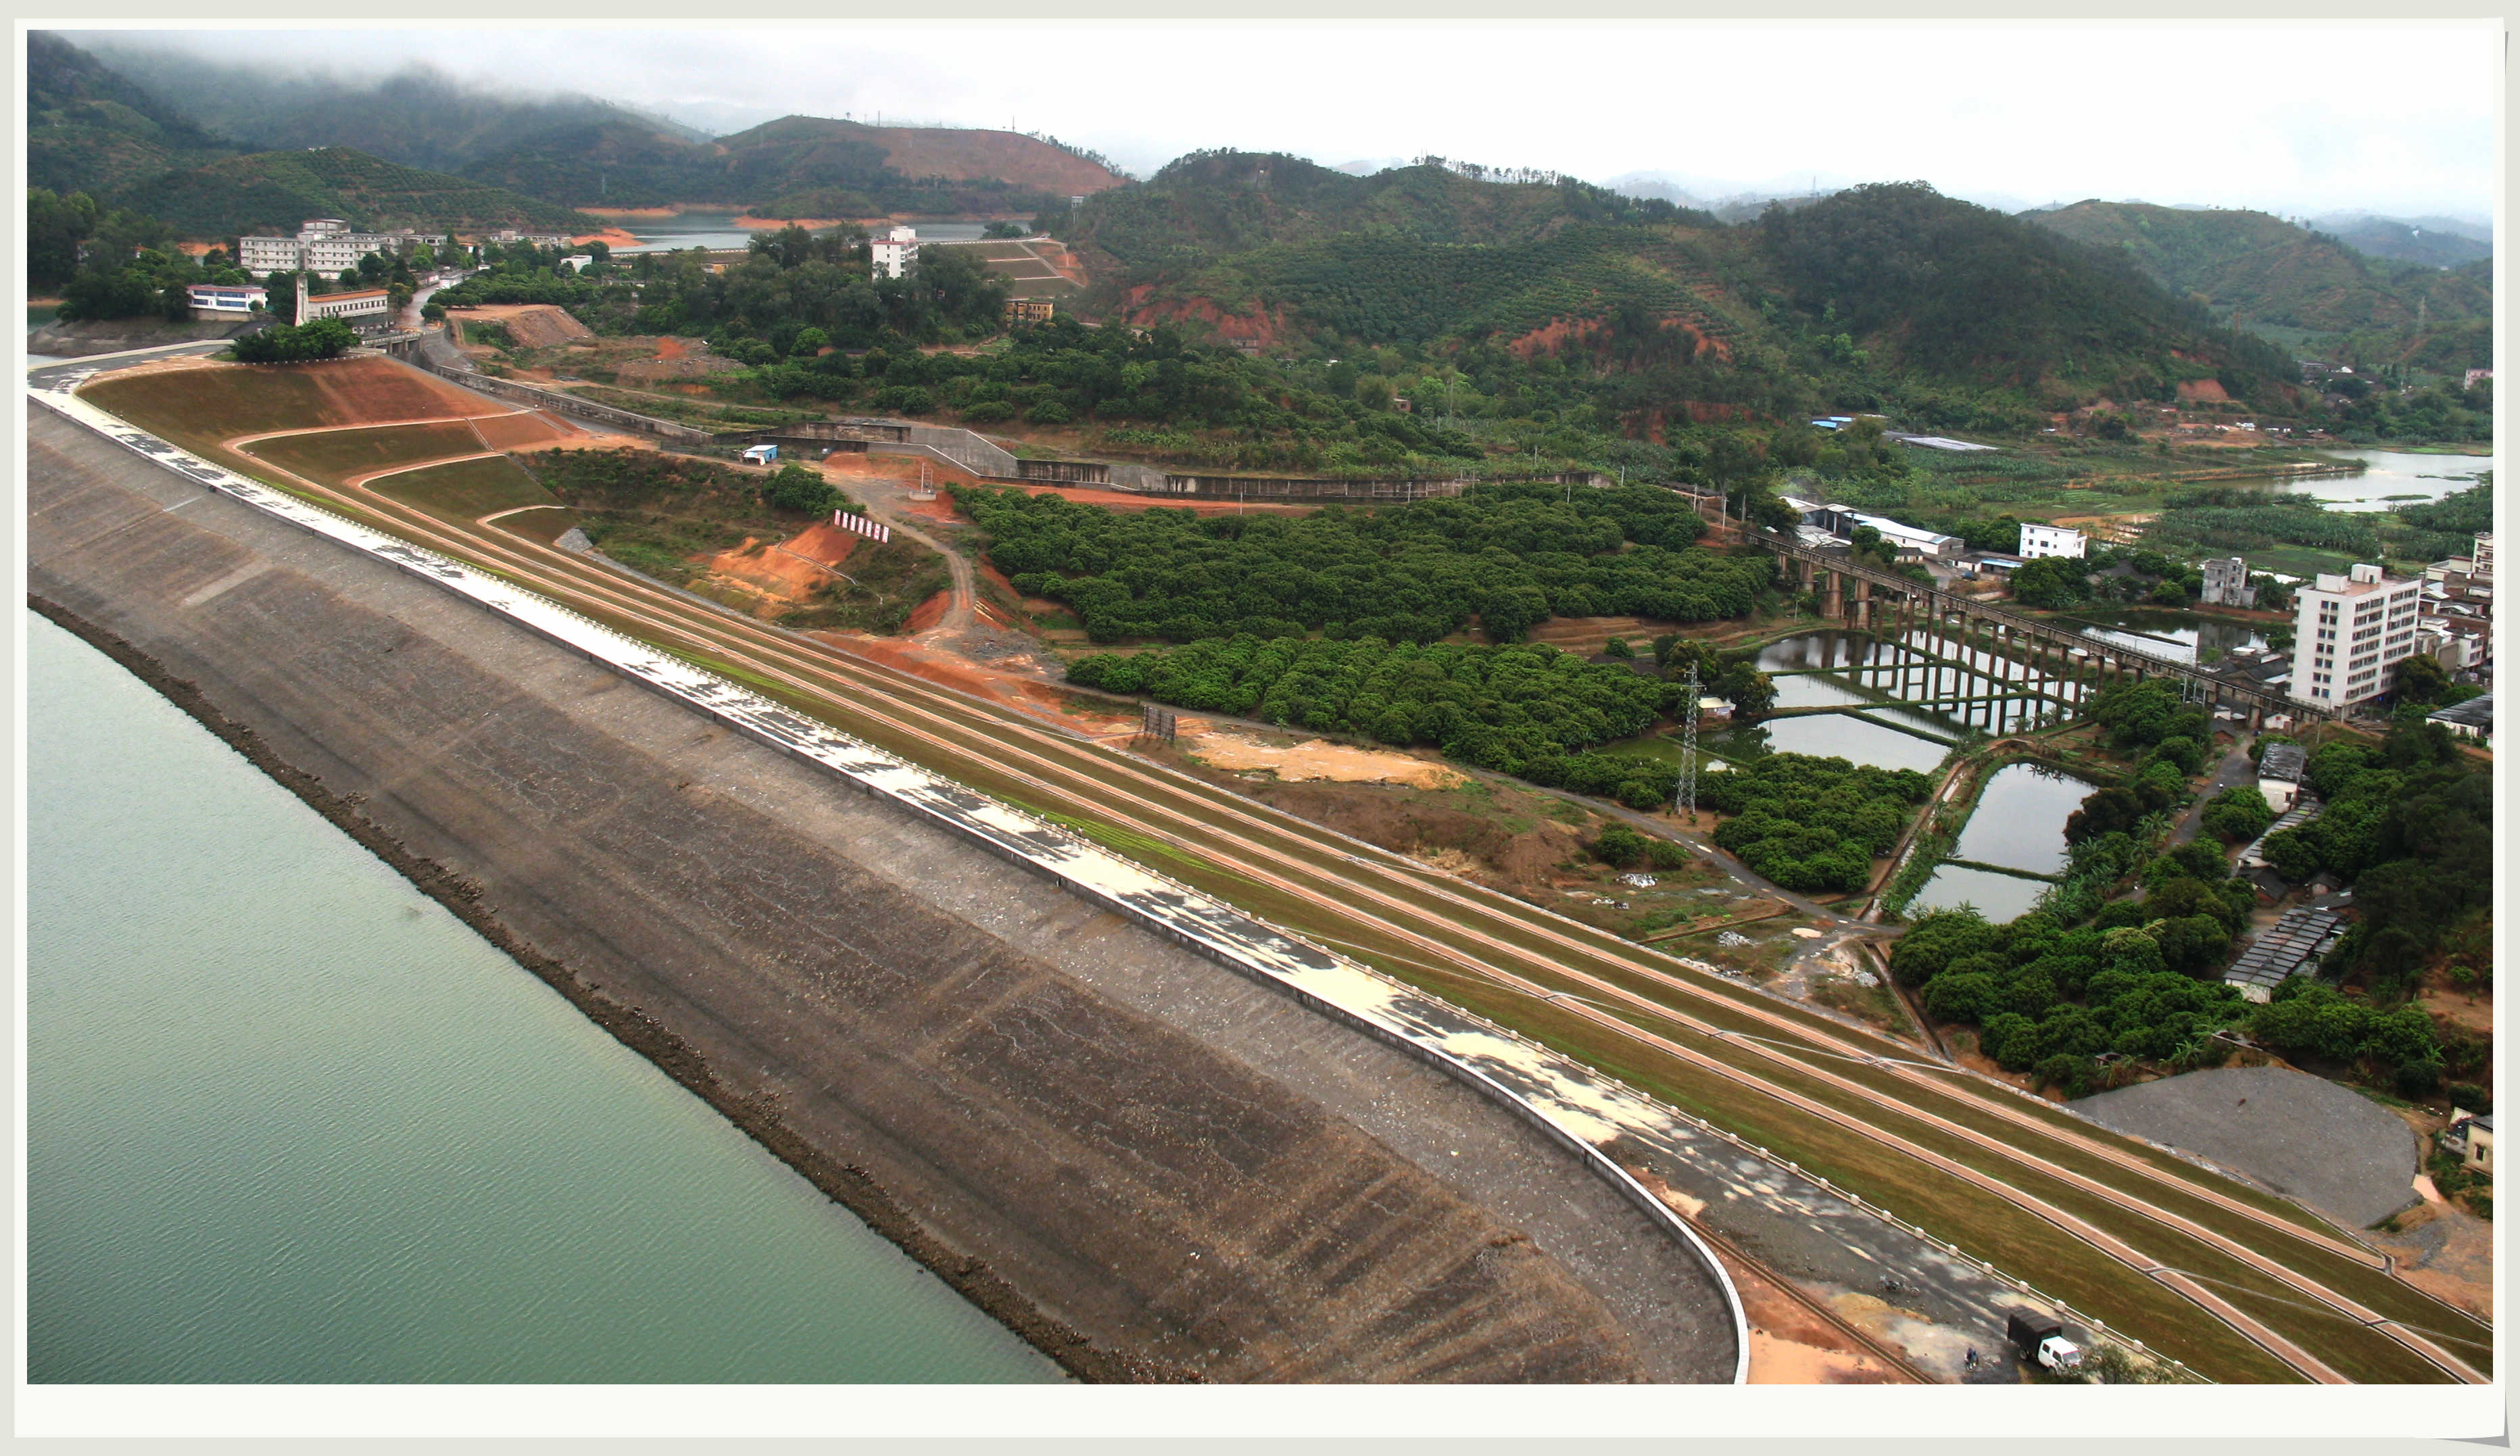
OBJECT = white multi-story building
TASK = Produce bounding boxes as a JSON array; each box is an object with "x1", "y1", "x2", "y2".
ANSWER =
[
  {"x1": 2018, "y1": 523, "x2": 2087, "y2": 560},
  {"x1": 2289, "y1": 563, "x2": 2423, "y2": 709},
  {"x1": 238, "y1": 218, "x2": 422, "y2": 279},
  {"x1": 2474, "y1": 532, "x2": 2496, "y2": 583},
  {"x1": 871, "y1": 225, "x2": 919, "y2": 280}
]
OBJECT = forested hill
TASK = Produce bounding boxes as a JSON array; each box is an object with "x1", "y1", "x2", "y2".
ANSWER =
[
  {"x1": 2318, "y1": 214, "x2": 2492, "y2": 270},
  {"x1": 2025, "y1": 199, "x2": 2492, "y2": 333},
  {"x1": 1760, "y1": 184, "x2": 2299, "y2": 399},
  {"x1": 133, "y1": 148, "x2": 598, "y2": 239},
  {"x1": 1075, "y1": 171, "x2": 2300, "y2": 425},
  {"x1": 1067, "y1": 152, "x2": 1713, "y2": 272},
  {"x1": 28, "y1": 31, "x2": 240, "y2": 197}
]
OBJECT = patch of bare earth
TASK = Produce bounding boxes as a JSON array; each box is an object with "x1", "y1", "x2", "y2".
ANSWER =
[
  {"x1": 693, "y1": 523, "x2": 861, "y2": 614},
  {"x1": 1182, "y1": 728, "x2": 1465, "y2": 790},
  {"x1": 2368, "y1": 1201, "x2": 2494, "y2": 1319}
]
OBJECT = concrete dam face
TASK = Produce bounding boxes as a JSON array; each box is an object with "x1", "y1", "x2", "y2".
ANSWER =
[{"x1": 28, "y1": 402, "x2": 1742, "y2": 1383}]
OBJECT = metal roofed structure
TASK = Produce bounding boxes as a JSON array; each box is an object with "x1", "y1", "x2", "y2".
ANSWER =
[
  {"x1": 2237, "y1": 794, "x2": 2323, "y2": 873},
  {"x1": 2427, "y1": 692, "x2": 2494, "y2": 744},
  {"x1": 2224, "y1": 903, "x2": 2350, "y2": 1002}
]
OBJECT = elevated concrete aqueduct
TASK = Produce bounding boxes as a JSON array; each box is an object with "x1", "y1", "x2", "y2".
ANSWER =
[{"x1": 1747, "y1": 525, "x2": 2327, "y2": 728}]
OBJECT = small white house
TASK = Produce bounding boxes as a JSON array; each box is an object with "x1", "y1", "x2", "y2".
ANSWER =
[
  {"x1": 2445, "y1": 1111, "x2": 2494, "y2": 1175},
  {"x1": 185, "y1": 283, "x2": 268, "y2": 318},
  {"x1": 558, "y1": 255, "x2": 595, "y2": 273},
  {"x1": 741, "y1": 443, "x2": 779, "y2": 466},
  {"x1": 2019, "y1": 524, "x2": 2087, "y2": 560},
  {"x1": 2256, "y1": 742, "x2": 2307, "y2": 814}
]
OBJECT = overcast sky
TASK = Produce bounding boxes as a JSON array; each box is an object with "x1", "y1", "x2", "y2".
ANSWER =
[{"x1": 76, "y1": 23, "x2": 2502, "y2": 220}]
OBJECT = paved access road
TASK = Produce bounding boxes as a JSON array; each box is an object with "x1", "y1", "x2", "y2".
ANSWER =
[{"x1": 39, "y1": 363, "x2": 2494, "y2": 1386}]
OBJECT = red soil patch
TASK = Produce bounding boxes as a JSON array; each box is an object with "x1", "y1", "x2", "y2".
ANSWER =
[
  {"x1": 469, "y1": 410, "x2": 583, "y2": 450},
  {"x1": 1507, "y1": 317, "x2": 1605, "y2": 360},
  {"x1": 901, "y1": 589, "x2": 954, "y2": 633},
  {"x1": 318, "y1": 356, "x2": 520, "y2": 423},
  {"x1": 818, "y1": 452, "x2": 982, "y2": 488},
  {"x1": 698, "y1": 525, "x2": 861, "y2": 607},
  {"x1": 571, "y1": 228, "x2": 644, "y2": 249},
  {"x1": 653, "y1": 336, "x2": 688, "y2": 360},
  {"x1": 848, "y1": 126, "x2": 1124, "y2": 196},
  {"x1": 1120, "y1": 286, "x2": 1292, "y2": 351},
  {"x1": 452, "y1": 304, "x2": 593, "y2": 349},
  {"x1": 2176, "y1": 378, "x2": 2232, "y2": 404},
  {"x1": 783, "y1": 520, "x2": 863, "y2": 566},
  {"x1": 823, "y1": 634, "x2": 1047, "y2": 720}
]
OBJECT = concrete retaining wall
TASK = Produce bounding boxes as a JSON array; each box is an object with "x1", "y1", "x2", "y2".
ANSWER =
[{"x1": 412, "y1": 357, "x2": 716, "y2": 443}]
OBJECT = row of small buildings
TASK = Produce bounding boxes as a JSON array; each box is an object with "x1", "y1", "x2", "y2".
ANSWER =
[
  {"x1": 1780, "y1": 497, "x2": 2090, "y2": 571},
  {"x1": 237, "y1": 219, "x2": 572, "y2": 280}
]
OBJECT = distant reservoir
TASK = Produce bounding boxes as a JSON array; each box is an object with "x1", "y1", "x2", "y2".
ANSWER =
[
  {"x1": 27, "y1": 616, "x2": 1059, "y2": 1384},
  {"x1": 614, "y1": 212, "x2": 990, "y2": 253}
]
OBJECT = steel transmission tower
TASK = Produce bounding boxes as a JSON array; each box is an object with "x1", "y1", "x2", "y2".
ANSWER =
[{"x1": 1676, "y1": 663, "x2": 1700, "y2": 821}]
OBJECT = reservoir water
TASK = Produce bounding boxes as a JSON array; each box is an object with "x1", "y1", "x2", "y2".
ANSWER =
[
  {"x1": 2248, "y1": 445, "x2": 2496, "y2": 511},
  {"x1": 614, "y1": 212, "x2": 990, "y2": 253},
  {"x1": 27, "y1": 616, "x2": 1061, "y2": 1384}
]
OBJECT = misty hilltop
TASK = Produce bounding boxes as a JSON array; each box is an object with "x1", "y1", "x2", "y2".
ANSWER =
[{"x1": 52, "y1": 37, "x2": 1125, "y2": 222}]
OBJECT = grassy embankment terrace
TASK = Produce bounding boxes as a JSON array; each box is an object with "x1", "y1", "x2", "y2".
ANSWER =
[{"x1": 75, "y1": 369, "x2": 2490, "y2": 1382}]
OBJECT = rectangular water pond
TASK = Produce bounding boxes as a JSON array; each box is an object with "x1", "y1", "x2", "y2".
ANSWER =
[{"x1": 1904, "y1": 863, "x2": 2054, "y2": 923}]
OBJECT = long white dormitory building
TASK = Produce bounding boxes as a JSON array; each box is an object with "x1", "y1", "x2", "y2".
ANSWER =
[
  {"x1": 287, "y1": 273, "x2": 393, "y2": 329},
  {"x1": 2289, "y1": 563, "x2": 2423, "y2": 709},
  {"x1": 239, "y1": 219, "x2": 450, "y2": 279}
]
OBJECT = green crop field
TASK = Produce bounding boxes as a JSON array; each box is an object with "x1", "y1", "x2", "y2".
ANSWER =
[{"x1": 244, "y1": 422, "x2": 487, "y2": 487}]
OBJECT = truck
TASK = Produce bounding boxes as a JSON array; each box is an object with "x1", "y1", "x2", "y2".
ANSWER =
[{"x1": 2007, "y1": 1313, "x2": 2085, "y2": 1372}]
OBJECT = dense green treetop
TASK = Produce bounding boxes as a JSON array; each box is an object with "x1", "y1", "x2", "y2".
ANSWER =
[
  {"x1": 963, "y1": 481, "x2": 1772, "y2": 644},
  {"x1": 1701, "y1": 752, "x2": 1935, "y2": 893},
  {"x1": 1068, "y1": 635, "x2": 1672, "y2": 756}
]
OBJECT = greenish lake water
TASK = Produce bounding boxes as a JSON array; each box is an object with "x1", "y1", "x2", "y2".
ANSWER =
[{"x1": 28, "y1": 615, "x2": 1061, "y2": 1384}]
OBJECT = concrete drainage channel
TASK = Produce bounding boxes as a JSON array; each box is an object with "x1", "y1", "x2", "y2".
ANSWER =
[{"x1": 41, "y1": 380, "x2": 1793, "y2": 1378}]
